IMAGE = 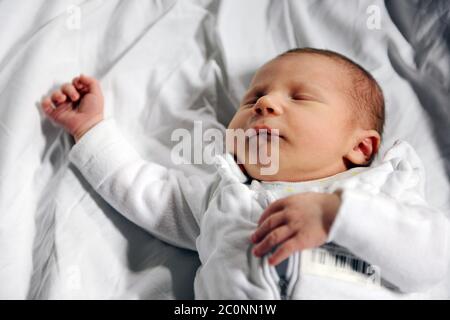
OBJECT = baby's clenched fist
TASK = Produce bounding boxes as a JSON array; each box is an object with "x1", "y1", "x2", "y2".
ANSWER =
[{"x1": 41, "y1": 74, "x2": 104, "y2": 142}]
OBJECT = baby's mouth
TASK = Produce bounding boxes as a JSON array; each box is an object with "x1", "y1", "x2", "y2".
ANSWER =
[{"x1": 246, "y1": 125, "x2": 284, "y2": 140}]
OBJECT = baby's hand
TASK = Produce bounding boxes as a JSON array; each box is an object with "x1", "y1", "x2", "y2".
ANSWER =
[
  {"x1": 41, "y1": 75, "x2": 104, "y2": 142},
  {"x1": 251, "y1": 192, "x2": 341, "y2": 266}
]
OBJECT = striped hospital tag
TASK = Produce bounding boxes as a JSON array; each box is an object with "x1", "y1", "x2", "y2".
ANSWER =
[{"x1": 300, "y1": 243, "x2": 383, "y2": 288}]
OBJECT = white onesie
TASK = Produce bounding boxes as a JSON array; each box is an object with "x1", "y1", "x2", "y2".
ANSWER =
[{"x1": 68, "y1": 119, "x2": 449, "y2": 299}]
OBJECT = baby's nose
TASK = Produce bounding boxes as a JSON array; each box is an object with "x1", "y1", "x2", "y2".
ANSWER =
[{"x1": 254, "y1": 96, "x2": 282, "y2": 116}]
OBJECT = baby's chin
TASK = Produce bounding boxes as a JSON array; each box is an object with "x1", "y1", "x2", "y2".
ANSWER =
[
  {"x1": 241, "y1": 162, "x2": 293, "y2": 182},
  {"x1": 242, "y1": 158, "x2": 351, "y2": 182}
]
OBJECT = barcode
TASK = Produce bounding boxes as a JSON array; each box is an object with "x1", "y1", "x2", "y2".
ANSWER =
[
  {"x1": 310, "y1": 248, "x2": 374, "y2": 276},
  {"x1": 301, "y1": 243, "x2": 382, "y2": 287}
]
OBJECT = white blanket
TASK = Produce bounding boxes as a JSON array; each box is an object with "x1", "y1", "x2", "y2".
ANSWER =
[{"x1": 0, "y1": 0, "x2": 449, "y2": 299}]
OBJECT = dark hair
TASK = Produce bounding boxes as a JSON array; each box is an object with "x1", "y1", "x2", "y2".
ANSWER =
[{"x1": 280, "y1": 48, "x2": 385, "y2": 140}]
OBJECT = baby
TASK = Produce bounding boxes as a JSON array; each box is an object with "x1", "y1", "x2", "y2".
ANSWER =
[{"x1": 41, "y1": 48, "x2": 448, "y2": 299}]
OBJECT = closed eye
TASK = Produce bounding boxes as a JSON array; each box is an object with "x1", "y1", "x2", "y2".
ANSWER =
[
  {"x1": 242, "y1": 99, "x2": 256, "y2": 107},
  {"x1": 291, "y1": 94, "x2": 315, "y2": 102},
  {"x1": 242, "y1": 89, "x2": 265, "y2": 106},
  {"x1": 242, "y1": 96, "x2": 261, "y2": 106}
]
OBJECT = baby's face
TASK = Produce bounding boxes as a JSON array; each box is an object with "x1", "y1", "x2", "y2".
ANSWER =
[{"x1": 228, "y1": 53, "x2": 358, "y2": 181}]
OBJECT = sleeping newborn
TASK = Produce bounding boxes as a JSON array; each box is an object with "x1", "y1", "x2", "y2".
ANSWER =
[
  {"x1": 41, "y1": 48, "x2": 448, "y2": 299},
  {"x1": 228, "y1": 48, "x2": 384, "y2": 183}
]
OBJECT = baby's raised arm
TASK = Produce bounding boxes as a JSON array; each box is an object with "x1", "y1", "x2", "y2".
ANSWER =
[{"x1": 41, "y1": 76, "x2": 211, "y2": 249}]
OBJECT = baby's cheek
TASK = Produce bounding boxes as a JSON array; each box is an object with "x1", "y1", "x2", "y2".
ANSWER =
[
  {"x1": 290, "y1": 133, "x2": 337, "y2": 162},
  {"x1": 311, "y1": 121, "x2": 345, "y2": 146}
]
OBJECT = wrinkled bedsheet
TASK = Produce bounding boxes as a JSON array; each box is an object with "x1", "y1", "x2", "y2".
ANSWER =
[{"x1": 0, "y1": 0, "x2": 449, "y2": 299}]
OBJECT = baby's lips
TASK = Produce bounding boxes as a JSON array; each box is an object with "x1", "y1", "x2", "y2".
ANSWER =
[{"x1": 246, "y1": 125, "x2": 282, "y2": 139}]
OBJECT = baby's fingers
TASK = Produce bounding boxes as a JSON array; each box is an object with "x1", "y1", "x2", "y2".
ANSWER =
[
  {"x1": 41, "y1": 96, "x2": 73, "y2": 124},
  {"x1": 61, "y1": 83, "x2": 80, "y2": 102},
  {"x1": 72, "y1": 76, "x2": 86, "y2": 92},
  {"x1": 268, "y1": 238, "x2": 299, "y2": 266},
  {"x1": 51, "y1": 90, "x2": 67, "y2": 105},
  {"x1": 41, "y1": 97, "x2": 55, "y2": 116},
  {"x1": 73, "y1": 74, "x2": 101, "y2": 96},
  {"x1": 252, "y1": 225, "x2": 294, "y2": 258},
  {"x1": 251, "y1": 211, "x2": 286, "y2": 244},
  {"x1": 258, "y1": 198, "x2": 286, "y2": 225}
]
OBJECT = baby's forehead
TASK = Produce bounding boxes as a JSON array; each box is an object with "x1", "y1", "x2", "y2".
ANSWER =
[{"x1": 252, "y1": 53, "x2": 353, "y2": 92}]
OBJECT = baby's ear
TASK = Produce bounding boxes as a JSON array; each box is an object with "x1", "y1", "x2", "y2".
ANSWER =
[{"x1": 344, "y1": 130, "x2": 381, "y2": 166}]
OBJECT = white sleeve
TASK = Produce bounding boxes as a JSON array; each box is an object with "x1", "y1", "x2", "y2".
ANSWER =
[
  {"x1": 68, "y1": 118, "x2": 213, "y2": 250},
  {"x1": 327, "y1": 188, "x2": 449, "y2": 293}
]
